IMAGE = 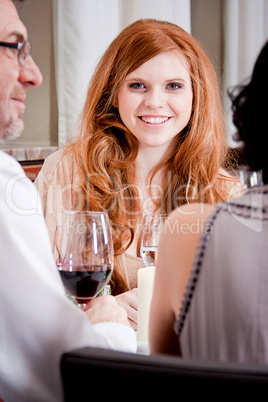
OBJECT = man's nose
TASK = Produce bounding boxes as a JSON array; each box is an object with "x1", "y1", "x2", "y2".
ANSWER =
[{"x1": 19, "y1": 55, "x2": 43, "y2": 87}]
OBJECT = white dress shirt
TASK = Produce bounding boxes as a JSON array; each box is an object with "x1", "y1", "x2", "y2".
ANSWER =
[{"x1": 0, "y1": 151, "x2": 136, "y2": 401}]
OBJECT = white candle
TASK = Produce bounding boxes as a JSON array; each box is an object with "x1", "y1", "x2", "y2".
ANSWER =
[{"x1": 137, "y1": 266, "x2": 156, "y2": 343}]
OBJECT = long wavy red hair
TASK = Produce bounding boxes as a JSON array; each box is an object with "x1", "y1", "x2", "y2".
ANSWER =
[{"x1": 70, "y1": 19, "x2": 238, "y2": 294}]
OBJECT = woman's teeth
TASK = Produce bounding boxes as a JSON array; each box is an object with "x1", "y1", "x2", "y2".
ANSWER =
[{"x1": 141, "y1": 116, "x2": 169, "y2": 124}]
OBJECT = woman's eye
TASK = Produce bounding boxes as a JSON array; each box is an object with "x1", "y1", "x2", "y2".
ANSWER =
[
  {"x1": 129, "y1": 82, "x2": 145, "y2": 89},
  {"x1": 167, "y1": 83, "x2": 182, "y2": 90}
]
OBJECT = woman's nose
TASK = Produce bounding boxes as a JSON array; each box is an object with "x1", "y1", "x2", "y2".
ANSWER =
[
  {"x1": 19, "y1": 55, "x2": 43, "y2": 87},
  {"x1": 144, "y1": 87, "x2": 165, "y2": 109}
]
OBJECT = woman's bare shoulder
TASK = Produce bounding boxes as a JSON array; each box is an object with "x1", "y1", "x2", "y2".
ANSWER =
[{"x1": 169, "y1": 203, "x2": 215, "y2": 224}]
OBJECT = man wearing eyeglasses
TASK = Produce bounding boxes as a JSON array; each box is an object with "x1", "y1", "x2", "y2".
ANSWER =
[
  {"x1": 0, "y1": 5, "x2": 41, "y2": 140},
  {"x1": 0, "y1": 1, "x2": 136, "y2": 401}
]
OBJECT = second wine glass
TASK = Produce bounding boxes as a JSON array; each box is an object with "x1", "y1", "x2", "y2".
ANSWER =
[
  {"x1": 140, "y1": 214, "x2": 168, "y2": 267},
  {"x1": 53, "y1": 211, "x2": 114, "y2": 310}
]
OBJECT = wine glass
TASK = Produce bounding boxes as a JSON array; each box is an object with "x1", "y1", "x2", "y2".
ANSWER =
[
  {"x1": 239, "y1": 166, "x2": 263, "y2": 190},
  {"x1": 140, "y1": 214, "x2": 168, "y2": 267},
  {"x1": 53, "y1": 211, "x2": 114, "y2": 310}
]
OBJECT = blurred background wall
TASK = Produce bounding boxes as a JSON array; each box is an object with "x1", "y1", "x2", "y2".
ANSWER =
[{"x1": 1, "y1": 0, "x2": 267, "y2": 151}]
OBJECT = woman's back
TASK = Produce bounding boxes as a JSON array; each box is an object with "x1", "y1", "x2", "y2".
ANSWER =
[{"x1": 177, "y1": 185, "x2": 268, "y2": 364}]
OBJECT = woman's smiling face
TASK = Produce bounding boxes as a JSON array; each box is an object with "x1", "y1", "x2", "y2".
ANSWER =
[{"x1": 117, "y1": 50, "x2": 193, "y2": 153}]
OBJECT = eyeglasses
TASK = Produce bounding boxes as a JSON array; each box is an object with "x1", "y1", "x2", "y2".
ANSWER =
[{"x1": 0, "y1": 40, "x2": 31, "y2": 66}]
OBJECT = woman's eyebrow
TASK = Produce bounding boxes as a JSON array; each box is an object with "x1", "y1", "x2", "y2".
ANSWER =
[
  {"x1": 125, "y1": 78, "x2": 143, "y2": 82},
  {"x1": 125, "y1": 77, "x2": 186, "y2": 83},
  {"x1": 166, "y1": 78, "x2": 186, "y2": 83}
]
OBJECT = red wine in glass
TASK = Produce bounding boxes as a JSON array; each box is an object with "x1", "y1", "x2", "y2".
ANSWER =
[
  {"x1": 53, "y1": 211, "x2": 114, "y2": 310},
  {"x1": 57, "y1": 263, "x2": 112, "y2": 304}
]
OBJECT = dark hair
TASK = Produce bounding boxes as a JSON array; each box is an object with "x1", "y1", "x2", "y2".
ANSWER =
[{"x1": 229, "y1": 41, "x2": 268, "y2": 183}]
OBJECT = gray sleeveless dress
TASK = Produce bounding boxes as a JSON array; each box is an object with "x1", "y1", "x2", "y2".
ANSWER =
[{"x1": 175, "y1": 185, "x2": 268, "y2": 364}]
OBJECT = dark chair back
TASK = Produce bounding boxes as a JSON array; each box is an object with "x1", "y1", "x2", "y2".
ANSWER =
[{"x1": 61, "y1": 347, "x2": 268, "y2": 400}]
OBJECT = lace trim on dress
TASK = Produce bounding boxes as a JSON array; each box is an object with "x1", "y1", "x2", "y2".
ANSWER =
[
  {"x1": 174, "y1": 186, "x2": 268, "y2": 336},
  {"x1": 174, "y1": 206, "x2": 221, "y2": 336},
  {"x1": 219, "y1": 202, "x2": 268, "y2": 220},
  {"x1": 221, "y1": 186, "x2": 268, "y2": 220}
]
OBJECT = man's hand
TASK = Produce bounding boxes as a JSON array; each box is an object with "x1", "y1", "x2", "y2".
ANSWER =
[{"x1": 85, "y1": 295, "x2": 130, "y2": 326}]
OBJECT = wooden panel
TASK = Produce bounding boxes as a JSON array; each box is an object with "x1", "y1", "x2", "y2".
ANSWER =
[{"x1": 20, "y1": 160, "x2": 44, "y2": 182}]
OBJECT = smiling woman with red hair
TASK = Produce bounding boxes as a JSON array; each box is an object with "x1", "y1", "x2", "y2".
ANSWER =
[
  {"x1": 150, "y1": 41, "x2": 268, "y2": 362},
  {"x1": 35, "y1": 19, "x2": 240, "y2": 328}
]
